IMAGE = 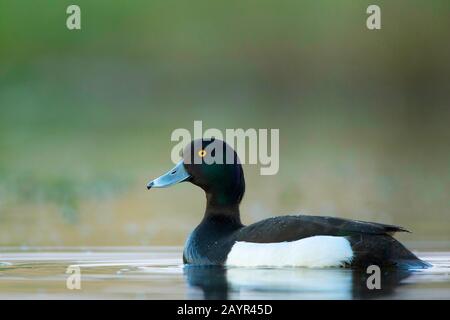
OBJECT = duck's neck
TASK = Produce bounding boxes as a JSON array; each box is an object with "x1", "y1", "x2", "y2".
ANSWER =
[{"x1": 203, "y1": 192, "x2": 242, "y2": 226}]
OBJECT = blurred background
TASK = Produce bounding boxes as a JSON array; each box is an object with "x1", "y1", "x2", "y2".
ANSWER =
[{"x1": 0, "y1": 0, "x2": 449, "y2": 247}]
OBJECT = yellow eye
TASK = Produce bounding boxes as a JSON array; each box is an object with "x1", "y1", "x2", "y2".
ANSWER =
[{"x1": 198, "y1": 149, "x2": 207, "y2": 157}]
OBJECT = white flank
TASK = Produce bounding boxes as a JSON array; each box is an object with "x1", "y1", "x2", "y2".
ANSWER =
[{"x1": 226, "y1": 236, "x2": 353, "y2": 268}]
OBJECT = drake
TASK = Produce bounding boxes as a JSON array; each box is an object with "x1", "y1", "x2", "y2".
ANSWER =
[{"x1": 147, "y1": 139, "x2": 430, "y2": 269}]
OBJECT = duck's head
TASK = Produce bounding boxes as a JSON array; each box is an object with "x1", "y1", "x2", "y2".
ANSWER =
[{"x1": 147, "y1": 139, "x2": 245, "y2": 214}]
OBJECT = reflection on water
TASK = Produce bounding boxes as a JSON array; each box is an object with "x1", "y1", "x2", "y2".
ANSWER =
[
  {"x1": 0, "y1": 247, "x2": 449, "y2": 299},
  {"x1": 185, "y1": 265, "x2": 413, "y2": 299}
]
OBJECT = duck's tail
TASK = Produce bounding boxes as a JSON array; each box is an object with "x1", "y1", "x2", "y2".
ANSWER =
[
  {"x1": 349, "y1": 234, "x2": 432, "y2": 270},
  {"x1": 394, "y1": 258, "x2": 432, "y2": 269}
]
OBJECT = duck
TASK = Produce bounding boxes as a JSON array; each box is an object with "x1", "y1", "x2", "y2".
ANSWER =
[{"x1": 147, "y1": 138, "x2": 430, "y2": 269}]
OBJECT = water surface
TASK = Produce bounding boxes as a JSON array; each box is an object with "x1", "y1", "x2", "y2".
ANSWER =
[{"x1": 0, "y1": 247, "x2": 449, "y2": 299}]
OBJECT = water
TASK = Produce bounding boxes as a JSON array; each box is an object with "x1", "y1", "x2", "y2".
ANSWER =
[{"x1": 0, "y1": 247, "x2": 449, "y2": 299}]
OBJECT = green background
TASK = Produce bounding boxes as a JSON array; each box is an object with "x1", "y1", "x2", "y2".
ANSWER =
[{"x1": 0, "y1": 1, "x2": 449, "y2": 246}]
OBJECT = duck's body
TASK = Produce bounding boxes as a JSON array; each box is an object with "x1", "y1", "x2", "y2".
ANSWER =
[
  {"x1": 148, "y1": 139, "x2": 430, "y2": 269},
  {"x1": 183, "y1": 215, "x2": 429, "y2": 269}
]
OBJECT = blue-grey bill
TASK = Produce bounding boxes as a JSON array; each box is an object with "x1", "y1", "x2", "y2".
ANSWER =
[{"x1": 147, "y1": 160, "x2": 190, "y2": 189}]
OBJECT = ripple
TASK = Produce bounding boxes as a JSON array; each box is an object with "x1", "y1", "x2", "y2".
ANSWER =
[{"x1": 0, "y1": 247, "x2": 449, "y2": 299}]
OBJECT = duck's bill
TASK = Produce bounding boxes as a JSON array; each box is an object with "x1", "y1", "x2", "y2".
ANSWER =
[{"x1": 147, "y1": 160, "x2": 191, "y2": 189}]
